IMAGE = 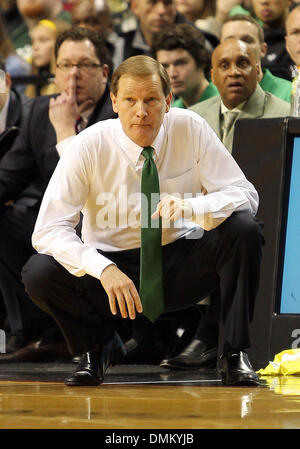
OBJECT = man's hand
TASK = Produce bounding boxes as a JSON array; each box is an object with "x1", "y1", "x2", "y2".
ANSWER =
[
  {"x1": 151, "y1": 194, "x2": 194, "y2": 222},
  {"x1": 100, "y1": 264, "x2": 143, "y2": 319},
  {"x1": 49, "y1": 74, "x2": 93, "y2": 142},
  {"x1": 216, "y1": 0, "x2": 241, "y2": 22}
]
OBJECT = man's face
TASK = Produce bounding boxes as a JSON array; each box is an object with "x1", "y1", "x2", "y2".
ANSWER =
[
  {"x1": 31, "y1": 24, "x2": 55, "y2": 68},
  {"x1": 156, "y1": 48, "x2": 202, "y2": 97},
  {"x1": 175, "y1": 0, "x2": 204, "y2": 19},
  {"x1": 221, "y1": 20, "x2": 267, "y2": 61},
  {"x1": 16, "y1": 0, "x2": 55, "y2": 17},
  {"x1": 252, "y1": 0, "x2": 289, "y2": 25},
  {"x1": 286, "y1": 8, "x2": 300, "y2": 65},
  {"x1": 0, "y1": 0, "x2": 17, "y2": 12},
  {"x1": 211, "y1": 39, "x2": 259, "y2": 109},
  {"x1": 131, "y1": 0, "x2": 177, "y2": 35},
  {"x1": 55, "y1": 39, "x2": 108, "y2": 109},
  {"x1": 110, "y1": 73, "x2": 172, "y2": 147}
]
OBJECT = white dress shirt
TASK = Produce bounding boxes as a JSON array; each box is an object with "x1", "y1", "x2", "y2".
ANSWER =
[{"x1": 33, "y1": 108, "x2": 258, "y2": 281}]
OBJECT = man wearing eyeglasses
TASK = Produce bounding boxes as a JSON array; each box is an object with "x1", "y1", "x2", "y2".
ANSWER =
[{"x1": 0, "y1": 27, "x2": 117, "y2": 362}]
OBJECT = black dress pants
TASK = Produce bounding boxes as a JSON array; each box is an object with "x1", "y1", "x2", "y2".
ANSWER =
[
  {"x1": 22, "y1": 210, "x2": 264, "y2": 355},
  {"x1": 0, "y1": 204, "x2": 53, "y2": 333}
]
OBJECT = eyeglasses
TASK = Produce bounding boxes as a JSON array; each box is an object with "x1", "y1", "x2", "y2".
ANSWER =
[{"x1": 56, "y1": 62, "x2": 102, "y2": 73}]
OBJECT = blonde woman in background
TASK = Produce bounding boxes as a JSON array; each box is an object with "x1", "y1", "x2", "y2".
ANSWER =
[{"x1": 25, "y1": 18, "x2": 70, "y2": 97}]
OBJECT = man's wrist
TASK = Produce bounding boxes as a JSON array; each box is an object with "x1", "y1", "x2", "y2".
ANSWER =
[{"x1": 55, "y1": 126, "x2": 76, "y2": 143}]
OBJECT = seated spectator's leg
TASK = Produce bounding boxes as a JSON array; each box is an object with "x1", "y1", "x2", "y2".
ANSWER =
[
  {"x1": 162, "y1": 210, "x2": 264, "y2": 355},
  {"x1": 0, "y1": 204, "x2": 55, "y2": 351},
  {"x1": 215, "y1": 210, "x2": 264, "y2": 353},
  {"x1": 161, "y1": 210, "x2": 264, "y2": 384}
]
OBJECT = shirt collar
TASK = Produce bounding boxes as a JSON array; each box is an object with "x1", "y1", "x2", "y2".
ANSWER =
[
  {"x1": 80, "y1": 105, "x2": 95, "y2": 123},
  {"x1": 132, "y1": 26, "x2": 150, "y2": 52},
  {"x1": 220, "y1": 99, "x2": 246, "y2": 115},
  {"x1": 116, "y1": 116, "x2": 165, "y2": 166}
]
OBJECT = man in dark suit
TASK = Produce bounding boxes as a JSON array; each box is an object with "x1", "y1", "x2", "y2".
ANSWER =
[
  {"x1": 0, "y1": 27, "x2": 117, "y2": 361},
  {"x1": 0, "y1": 55, "x2": 33, "y2": 333},
  {"x1": 0, "y1": 55, "x2": 33, "y2": 159}
]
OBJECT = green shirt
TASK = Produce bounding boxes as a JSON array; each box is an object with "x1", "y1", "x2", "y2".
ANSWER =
[
  {"x1": 10, "y1": 23, "x2": 31, "y2": 51},
  {"x1": 171, "y1": 81, "x2": 219, "y2": 108},
  {"x1": 229, "y1": 6, "x2": 264, "y2": 27},
  {"x1": 229, "y1": 5, "x2": 251, "y2": 16},
  {"x1": 260, "y1": 69, "x2": 292, "y2": 103}
]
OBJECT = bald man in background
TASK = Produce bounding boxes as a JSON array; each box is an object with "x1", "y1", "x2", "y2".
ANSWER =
[{"x1": 190, "y1": 38, "x2": 290, "y2": 152}]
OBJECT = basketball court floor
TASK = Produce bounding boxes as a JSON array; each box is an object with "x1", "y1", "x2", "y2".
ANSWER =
[{"x1": 0, "y1": 361, "x2": 300, "y2": 430}]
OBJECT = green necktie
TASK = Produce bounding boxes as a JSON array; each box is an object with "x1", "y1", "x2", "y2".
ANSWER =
[{"x1": 139, "y1": 146, "x2": 164, "y2": 322}]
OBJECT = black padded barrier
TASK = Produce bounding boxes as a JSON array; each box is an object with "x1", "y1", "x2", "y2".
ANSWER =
[{"x1": 232, "y1": 117, "x2": 300, "y2": 370}]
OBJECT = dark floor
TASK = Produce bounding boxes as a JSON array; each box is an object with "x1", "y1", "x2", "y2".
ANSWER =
[{"x1": 0, "y1": 362, "x2": 223, "y2": 386}]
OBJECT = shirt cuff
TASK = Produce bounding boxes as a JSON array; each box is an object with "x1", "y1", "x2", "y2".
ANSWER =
[
  {"x1": 81, "y1": 248, "x2": 116, "y2": 280},
  {"x1": 56, "y1": 135, "x2": 76, "y2": 157},
  {"x1": 185, "y1": 196, "x2": 205, "y2": 223}
]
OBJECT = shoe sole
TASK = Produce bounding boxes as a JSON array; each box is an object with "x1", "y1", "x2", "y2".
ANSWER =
[
  {"x1": 160, "y1": 359, "x2": 217, "y2": 370},
  {"x1": 64, "y1": 377, "x2": 101, "y2": 387},
  {"x1": 220, "y1": 370, "x2": 260, "y2": 386}
]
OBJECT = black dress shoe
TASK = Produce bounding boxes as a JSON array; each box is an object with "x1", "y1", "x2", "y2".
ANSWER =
[
  {"x1": 5, "y1": 330, "x2": 41, "y2": 353},
  {"x1": 160, "y1": 339, "x2": 218, "y2": 370},
  {"x1": 64, "y1": 332, "x2": 126, "y2": 387},
  {"x1": 218, "y1": 350, "x2": 260, "y2": 386},
  {"x1": 0, "y1": 340, "x2": 70, "y2": 362}
]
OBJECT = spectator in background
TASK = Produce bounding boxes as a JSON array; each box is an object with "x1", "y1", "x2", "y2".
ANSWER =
[
  {"x1": 190, "y1": 39, "x2": 290, "y2": 152},
  {"x1": 0, "y1": 27, "x2": 117, "y2": 362},
  {"x1": 285, "y1": 4, "x2": 300, "y2": 67},
  {"x1": 285, "y1": 3, "x2": 300, "y2": 110},
  {"x1": 13, "y1": 0, "x2": 71, "y2": 65},
  {"x1": 0, "y1": 0, "x2": 26, "y2": 46},
  {"x1": 215, "y1": 0, "x2": 255, "y2": 22},
  {"x1": 221, "y1": 14, "x2": 292, "y2": 102},
  {"x1": 175, "y1": 0, "x2": 215, "y2": 22},
  {"x1": 0, "y1": 54, "x2": 33, "y2": 331},
  {"x1": 251, "y1": 0, "x2": 294, "y2": 80},
  {"x1": 161, "y1": 39, "x2": 289, "y2": 372},
  {"x1": 71, "y1": 0, "x2": 124, "y2": 74},
  {"x1": 0, "y1": 54, "x2": 33, "y2": 159},
  {"x1": 0, "y1": 14, "x2": 30, "y2": 92},
  {"x1": 120, "y1": 0, "x2": 190, "y2": 61},
  {"x1": 174, "y1": 0, "x2": 221, "y2": 48},
  {"x1": 290, "y1": 0, "x2": 300, "y2": 10},
  {"x1": 152, "y1": 23, "x2": 218, "y2": 108},
  {"x1": 25, "y1": 18, "x2": 70, "y2": 97}
]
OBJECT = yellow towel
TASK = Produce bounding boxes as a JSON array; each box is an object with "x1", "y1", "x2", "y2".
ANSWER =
[{"x1": 257, "y1": 349, "x2": 300, "y2": 375}]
